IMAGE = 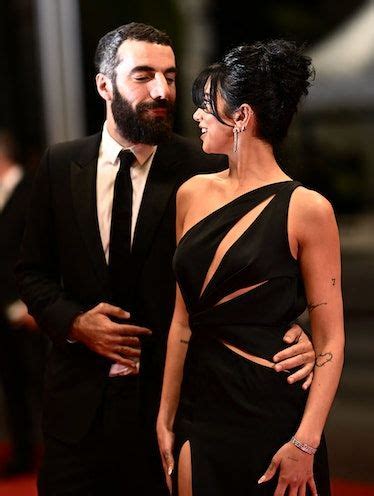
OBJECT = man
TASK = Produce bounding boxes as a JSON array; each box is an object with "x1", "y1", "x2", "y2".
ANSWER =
[
  {"x1": 0, "y1": 130, "x2": 45, "y2": 476},
  {"x1": 16, "y1": 23, "x2": 314, "y2": 495}
]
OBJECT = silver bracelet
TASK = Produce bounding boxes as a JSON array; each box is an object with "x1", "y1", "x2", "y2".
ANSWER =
[{"x1": 291, "y1": 436, "x2": 318, "y2": 455}]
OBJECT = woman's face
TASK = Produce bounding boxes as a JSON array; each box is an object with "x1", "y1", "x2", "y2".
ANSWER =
[{"x1": 192, "y1": 81, "x2": 233, "y2": 155}]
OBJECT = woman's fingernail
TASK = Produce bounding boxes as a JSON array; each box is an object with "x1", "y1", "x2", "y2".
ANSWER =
[
  {"x1": 258, "y1": 476, "x2": 266, "y2": 484},
  {"x1": 168, "y1": 466, "x2": 173, "y2": 476}
]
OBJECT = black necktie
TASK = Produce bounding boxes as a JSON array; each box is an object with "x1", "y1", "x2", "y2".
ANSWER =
[{"x1": 109, "y1": 149, "x2": 134, "y2": 305}]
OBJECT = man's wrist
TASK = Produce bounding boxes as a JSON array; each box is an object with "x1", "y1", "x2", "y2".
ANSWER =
[{"x1": 67, "y1": 311, "x2": 84, "y2": 342}]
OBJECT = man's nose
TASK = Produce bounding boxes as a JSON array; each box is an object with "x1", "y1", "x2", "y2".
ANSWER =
[{"x1": 150, "y1": 74, "x2": 171, "y2": 100}]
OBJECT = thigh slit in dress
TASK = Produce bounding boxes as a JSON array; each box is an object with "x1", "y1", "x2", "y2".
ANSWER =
[{"x1": 172, "y1": 181, "x2": 330, "y2": 495}]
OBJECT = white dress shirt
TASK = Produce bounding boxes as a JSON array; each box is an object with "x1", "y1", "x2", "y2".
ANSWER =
[
  {"x1": 97, "y1": 123, "x2": 156, "y2": 376},
  {"x1": 97, "y1": 123, "x2": 156, "y2": 261}
]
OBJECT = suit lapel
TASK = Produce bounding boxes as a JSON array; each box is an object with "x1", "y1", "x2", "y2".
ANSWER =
[
  {"x1": 70, "y1": 133, "x2": 110, "y2": 290},
  {"x1": 70, "y1": 134, "x2": 183, "y2": 289},
  {"x1": 131, "y1": 139, "x2": 180, "y2": 278}
]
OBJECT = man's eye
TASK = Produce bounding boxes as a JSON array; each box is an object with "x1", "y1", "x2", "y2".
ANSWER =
[
  {"x1": 166, "y1": 77, "x2": 176, "y2": 84},
  {"x1": 134, "y1": 76, "x2": 149, "y2": 82}
]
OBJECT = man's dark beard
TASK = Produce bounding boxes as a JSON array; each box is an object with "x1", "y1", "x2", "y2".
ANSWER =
[{"x1": 111, "y1": 83, "x2": 174, "y2": 145}]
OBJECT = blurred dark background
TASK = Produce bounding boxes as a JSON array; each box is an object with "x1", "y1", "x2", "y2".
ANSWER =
[{"x1": 0, "y1": 0, "x2": 373, "y2": 491}]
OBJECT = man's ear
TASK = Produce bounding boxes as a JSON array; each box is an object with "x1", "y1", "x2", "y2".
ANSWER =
[
  {"x1": 232, "y1": 103, "x2": 253, "y2": 132},
  {"x1": 96, "y1": 73, "x2": 113, "y2": 102}
]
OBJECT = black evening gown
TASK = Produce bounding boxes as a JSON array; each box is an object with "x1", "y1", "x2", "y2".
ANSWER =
[{"x1": 172, "y1": 181, "x2": 330, "y2": 495}]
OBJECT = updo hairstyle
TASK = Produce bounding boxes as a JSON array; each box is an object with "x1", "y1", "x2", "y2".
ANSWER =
[{"x1": 192, "y1": 40, "x2": 314, "y2": 146}]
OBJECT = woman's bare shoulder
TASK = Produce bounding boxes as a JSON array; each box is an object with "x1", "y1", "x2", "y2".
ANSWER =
[
  {"x1": 290, "y1": 186, "x2": 337, "y2": 243},
  {"x1": 177, "y1": 172, "x2": 223, "y2": 202},
  {"x1": 292, "y1": 186, "x2": 335, "y2": 222}
]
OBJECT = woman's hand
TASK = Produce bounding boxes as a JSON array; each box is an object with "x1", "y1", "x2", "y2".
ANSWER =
[
  {"x1": 157, "y1": 421, "x2": 175, "y2": 494},
  {"x1": 258, "y1": 442, "x2": 318, "y2": 496}
]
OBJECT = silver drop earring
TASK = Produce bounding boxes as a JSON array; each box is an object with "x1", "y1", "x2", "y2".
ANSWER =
[{"x1": 233, "y1": 128, "x2": 239, "y2": 153}]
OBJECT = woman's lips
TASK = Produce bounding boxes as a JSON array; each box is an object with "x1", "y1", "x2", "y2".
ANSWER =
[{"x1": 200, "y1": 128, "x2": 207, "y2": 139}]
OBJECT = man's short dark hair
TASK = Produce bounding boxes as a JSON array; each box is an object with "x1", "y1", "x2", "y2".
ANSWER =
[{"x1": 94, "y1": 22, "x2": 173, "y2": 80}]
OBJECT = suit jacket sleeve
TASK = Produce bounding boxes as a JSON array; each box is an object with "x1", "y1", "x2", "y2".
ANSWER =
[{"x1": 15, "y1": 148, "x2": 85, "y2": 347}]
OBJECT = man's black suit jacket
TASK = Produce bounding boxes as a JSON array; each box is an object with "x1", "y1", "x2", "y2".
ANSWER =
[{"x1": 16, "y1": 132, "x2": 226, "y2": 444}]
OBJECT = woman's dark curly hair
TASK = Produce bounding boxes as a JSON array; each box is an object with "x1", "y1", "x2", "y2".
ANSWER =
[{"x1": 192, "y1": 40, "x2": 314, "y2": 147}]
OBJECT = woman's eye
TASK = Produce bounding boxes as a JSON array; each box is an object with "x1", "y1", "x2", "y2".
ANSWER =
[{"x1": 202, "y1": 101, "x2": 212, "y2": 113}]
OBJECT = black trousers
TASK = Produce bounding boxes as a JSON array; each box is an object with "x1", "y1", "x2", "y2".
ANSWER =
[{"x1": 38, "y1": 376, "x2": 168, "y2": 496}]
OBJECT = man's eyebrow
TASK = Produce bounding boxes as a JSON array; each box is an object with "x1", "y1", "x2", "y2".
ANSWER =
[{"x1": 130, "y1": 65, "x2": 177, "y2": 74}]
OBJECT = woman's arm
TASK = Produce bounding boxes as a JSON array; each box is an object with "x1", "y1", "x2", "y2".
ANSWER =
[
  {"x1": 259, "y1": 188, "x2": 344, "y2": 495},
  {"x1": 157, "y1": 181, "x2": 194, "y2": 492},
  {"x1": 293, "y1": 190, "x2": 344, "y2": 447},
  {"x1": 157, "y1": 286, "x2": 191, "y2": 478}
]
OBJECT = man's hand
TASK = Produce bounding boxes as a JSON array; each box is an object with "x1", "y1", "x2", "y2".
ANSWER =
[
  {"x1": 69, "y1": 302, "x2": 152, "y2": 369},
  {"x1": 273, "y1": 323, "x2": 315, "y2": 389}
]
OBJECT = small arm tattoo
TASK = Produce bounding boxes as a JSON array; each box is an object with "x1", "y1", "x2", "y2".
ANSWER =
[
  {"x1": 180, "y1": 339, "x2": 189, "y2": 345},
  {"x1": 331, "y1": 278, "x2": 336, "y2": 286},
  {"x1": 315, "y1": 352, "x2": 333, "y2": 367},
  {"x1": 308, "y1": 302, "x2": 327, "y2": 312}
]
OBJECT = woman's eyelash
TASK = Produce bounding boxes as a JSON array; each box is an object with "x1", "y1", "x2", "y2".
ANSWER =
[{"x1": 202, "y1": 100, "x2": 212, "y2": 111}]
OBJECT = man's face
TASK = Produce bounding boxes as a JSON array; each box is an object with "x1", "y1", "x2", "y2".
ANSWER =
[{"x1": 111, "y1": 39, "x2": 177, "y2": 144}]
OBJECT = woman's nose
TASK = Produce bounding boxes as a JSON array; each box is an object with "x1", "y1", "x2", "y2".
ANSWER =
[{"x1": 193, "y1": 108, "x2": 203, "y2": 121}]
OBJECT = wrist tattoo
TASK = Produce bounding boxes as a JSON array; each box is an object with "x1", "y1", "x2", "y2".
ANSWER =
[
  {"x1": 315, "y1": 351, "x2": 333, "y2": 367},
  {"x1": 308, "y1": 302, "x2": 327, "y2": 313},
  {"x1": 180, "y1": 339, "x2": 190, "y2": 345},
  {"x1": 288, "y1": 456, "x2": 299, "y2": 462},
  {"x1": 331, "y1": 278, "x2": 336, "y2": 286}
]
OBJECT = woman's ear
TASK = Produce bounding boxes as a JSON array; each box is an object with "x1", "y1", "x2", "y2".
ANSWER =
[
  {"x1": 95, "y1": 73, "x2": 113, "y2": 102},
  {"x1": 232, "y1": 103, "x2": 253, "y2": 132}
]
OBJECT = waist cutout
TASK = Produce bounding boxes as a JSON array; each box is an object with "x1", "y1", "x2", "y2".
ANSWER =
[{"x1": 189, "y1": 320, "x2": 293, "y2": 362}]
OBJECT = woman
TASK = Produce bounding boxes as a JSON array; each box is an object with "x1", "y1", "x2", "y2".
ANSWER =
[{"x1": 157, "y1": 40, "x2": 344, "y2": 495}]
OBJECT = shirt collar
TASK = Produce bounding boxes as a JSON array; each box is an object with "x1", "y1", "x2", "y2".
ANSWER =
[{"x1": 101, "y1": 122, "x2": 156, "y2": 166}]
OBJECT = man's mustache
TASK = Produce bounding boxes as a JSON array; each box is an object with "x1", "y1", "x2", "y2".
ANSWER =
[{"x1": 138, "y1": 100, "x2": 174, "y2": 112}]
